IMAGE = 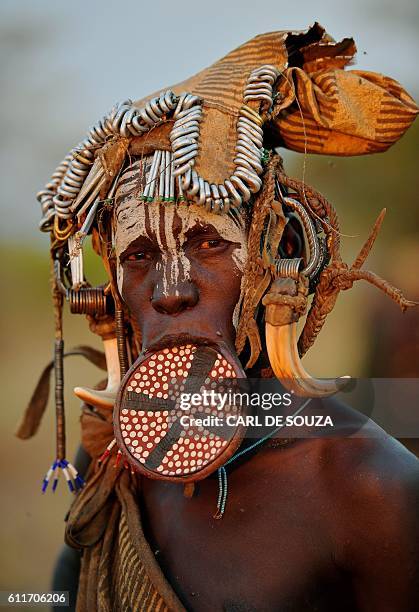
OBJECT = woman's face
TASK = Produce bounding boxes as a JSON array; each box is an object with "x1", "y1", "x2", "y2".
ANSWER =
[{"x1": 115, "y1": 175, "x2": 248, "y2": 352}]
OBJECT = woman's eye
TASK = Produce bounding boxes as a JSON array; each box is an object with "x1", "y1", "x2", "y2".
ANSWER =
[
  {"x1": 126, "y1": 252, "x2": 148, "y2": 261},
  {"x1": 200, "y1": 239, "x2": 221, "y2": 249}
]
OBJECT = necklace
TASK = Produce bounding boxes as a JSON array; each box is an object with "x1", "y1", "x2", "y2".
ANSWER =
[{"x1": 213, "y1": 398, "x2": 312, "y2": 518}]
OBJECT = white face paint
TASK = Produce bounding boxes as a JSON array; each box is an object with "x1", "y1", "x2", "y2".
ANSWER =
[{"x1": 114, "y1": 154, "x2": 248, "y2": 326}]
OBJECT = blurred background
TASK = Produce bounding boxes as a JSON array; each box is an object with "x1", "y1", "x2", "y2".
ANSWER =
[{"x1": 1, "y1": 0, "x2": 418, "y2": 605}]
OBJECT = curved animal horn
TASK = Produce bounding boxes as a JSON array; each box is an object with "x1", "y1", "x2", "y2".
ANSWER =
[
  {"x1": 74, "y1": 337, "x2": 120, "y2": 408},
  {"x1": 265, "y1": 321, "x2": 349, "y2": 397},
  {"x1": 263, "y1": 275, "x2": 349, "y2": 398}
]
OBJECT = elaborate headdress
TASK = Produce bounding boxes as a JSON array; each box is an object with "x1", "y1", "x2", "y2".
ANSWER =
[{"x1": 18, "y1": 23, "x2": 418, "y2": 491}]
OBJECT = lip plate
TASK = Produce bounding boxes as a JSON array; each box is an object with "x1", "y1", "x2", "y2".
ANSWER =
[{"x1": 114, "y1": 340, "x2": 248, "y2": 483}]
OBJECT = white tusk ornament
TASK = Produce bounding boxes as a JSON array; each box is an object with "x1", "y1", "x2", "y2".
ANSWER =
[{"x1": 74, "y1": 337, "x2": 120, "y2": 408}]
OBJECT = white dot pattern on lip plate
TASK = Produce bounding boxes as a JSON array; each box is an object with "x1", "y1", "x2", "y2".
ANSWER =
[{"x1": 120, "y1": 344, "x2": 239, "y2": 476}]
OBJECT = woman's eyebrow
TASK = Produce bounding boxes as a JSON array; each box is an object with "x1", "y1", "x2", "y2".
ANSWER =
[
  {"x1": 184, "y1": 224, "x2": 222, "y2": 241},
  {"x1": 120, "y1": 235, "x2": 157, "y2": 258}
]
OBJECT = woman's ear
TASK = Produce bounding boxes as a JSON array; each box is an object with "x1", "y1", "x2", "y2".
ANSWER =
[{"x1": 278, "y1": 214, "x2": 305, "y2": 260}]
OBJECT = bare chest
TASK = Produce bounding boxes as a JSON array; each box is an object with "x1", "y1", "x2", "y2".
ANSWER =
[{"x1": 141, "y1": 466, "x2": 354, "y2": 612}]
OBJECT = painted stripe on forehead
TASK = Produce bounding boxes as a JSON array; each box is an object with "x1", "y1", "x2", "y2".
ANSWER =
[
  {"x1": 116, "y1": 201, "x2": 246, "y2": 260},
  {"x1": 114, "y1": 155, "x2": 248, "y2": 291},
  {"x1": 115, "y1": 157, "x2": 153, "y2": 211},
  {"x1": 114, "y1": 155, "x2": 248, "y2": 305}
]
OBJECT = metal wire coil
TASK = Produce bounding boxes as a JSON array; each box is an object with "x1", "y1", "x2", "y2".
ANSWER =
[{"x1": 68, "y1": 287, "x2": 108, "y2": 316}]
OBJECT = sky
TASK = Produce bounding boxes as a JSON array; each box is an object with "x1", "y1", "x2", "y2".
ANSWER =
[{"x1": 1, "y1": 0, "x2": 418, "y2": 243}]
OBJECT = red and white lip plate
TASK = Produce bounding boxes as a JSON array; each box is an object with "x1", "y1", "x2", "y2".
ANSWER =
[{"x1": 113, "y1": 343, "x2": 247, "y2": 482}]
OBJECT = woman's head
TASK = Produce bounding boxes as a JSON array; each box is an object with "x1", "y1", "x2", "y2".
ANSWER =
[{"x1": 114, "y1": 156, "x2": 248, "y2": 353}]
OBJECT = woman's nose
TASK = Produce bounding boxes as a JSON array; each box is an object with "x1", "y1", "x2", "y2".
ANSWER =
[{"x1": 151, "y1": 281, "x2": 199, "y2": 315}]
